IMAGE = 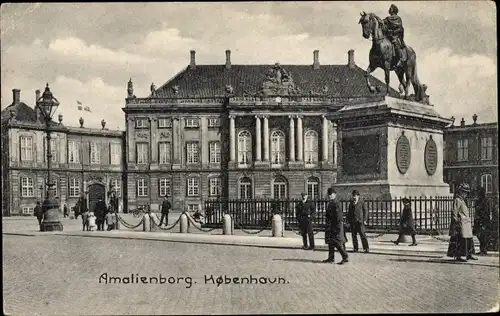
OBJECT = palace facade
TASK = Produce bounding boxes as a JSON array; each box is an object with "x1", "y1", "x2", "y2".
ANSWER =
[
  {"x1": 123, "y1": 49, "x2": 398, "y2": 212},
  {"x1": 1, "y1": 89, "x2": 126, "y2": 216},
  {"x1": 443, "y1": 115, "x2": 498, "y2": 196}
]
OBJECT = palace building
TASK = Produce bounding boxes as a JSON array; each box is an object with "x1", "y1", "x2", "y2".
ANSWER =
[
  {"x1": 123, "y1": 49, "x2": 398, "y2": 212},
  {"x1": 443, "y1": 115, "x2": 498, "y2": 196},
  {"x1": 1, "y1": 89, "x2": 126, "y2": 216}
]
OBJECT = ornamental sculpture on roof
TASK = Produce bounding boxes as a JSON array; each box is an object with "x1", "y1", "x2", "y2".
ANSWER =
[{"x1": 261, "y1": 63, "x2": 301, "y2": 96}]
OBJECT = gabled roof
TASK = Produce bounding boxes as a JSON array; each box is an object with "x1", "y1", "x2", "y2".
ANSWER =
[
  {"x1": 151, "y1": 64, "x2": 399, "y2": 99},
  {"x1": 1, "y1": 102, "x2": 57, "y2": 125}
]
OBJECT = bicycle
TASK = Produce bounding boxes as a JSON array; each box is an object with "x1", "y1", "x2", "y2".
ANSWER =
[{"x1": 132, "y1": 206, "x2": 147, "y2": 218}]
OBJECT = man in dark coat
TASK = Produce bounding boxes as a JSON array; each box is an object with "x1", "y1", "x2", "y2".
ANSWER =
[
  {"x1": 63, "y1": 204, "x2": 69, "y2": 218},
  {"x1": 393, "y1": 198, "x2": 418, "y2": 246},
  {"x1": 473, "y1": 187, "x2": 491, "y2": 255},
  {"x1": 95, "y1": 197, "x2": 107, "y2": 231},
  {"x1": 384, "y1": 4, "x2": 406, "y2": 67},
  {"x1": 296, "y1": 193, "x2": 316, "y2": 250},
  {"x1": 34, "y1": 201, "x2": 43, "y2": 229},
  {"x1": 347, "y1": 190, "x2": 370, "y2": 253},
  {"x1": 324, "y1": 188, "x2": 349, "y2": 264},
  {"x1": 159, "y1": 195, "x2": 172, "y2": 226}
]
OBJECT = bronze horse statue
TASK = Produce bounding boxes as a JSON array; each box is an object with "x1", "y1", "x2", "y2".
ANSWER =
[{"x1": 358, "y1": 12, "x2": 423, "y2": 101}]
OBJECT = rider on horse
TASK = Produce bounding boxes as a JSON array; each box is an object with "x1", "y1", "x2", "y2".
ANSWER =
[{"x1": 384, "y1": 4, "x2": 406, "y2": 67}]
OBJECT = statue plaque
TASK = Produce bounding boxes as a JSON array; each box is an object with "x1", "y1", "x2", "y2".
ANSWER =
[
  {"x1": 424, "y1": 138, "x2": 438, "y2": 175},
  {"x1": 396, "y1": 134, "x2": 411, "y2": 174}
]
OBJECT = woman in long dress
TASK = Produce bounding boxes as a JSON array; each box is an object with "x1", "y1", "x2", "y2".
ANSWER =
[{"x1": 447, "y1": 183, "x2": 477, "y2": 262}]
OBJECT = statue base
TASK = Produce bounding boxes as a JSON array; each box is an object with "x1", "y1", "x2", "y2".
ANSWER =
[
  {"x1": 41, "y1": 198, "x2": 64, "y2": 232},
  {"x1": 330, "y1": 96, "x2": 453, "y2": 200}
]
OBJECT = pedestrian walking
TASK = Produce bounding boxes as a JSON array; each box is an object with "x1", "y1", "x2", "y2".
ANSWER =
[
  {"x1": 393, "y1": 198, "x2": 418, "y2": 246},
  {"x1": 347, "y1": 190, "x2": 370, "y2": 253},
  {"x1": 295, "y1": 193, "x2": 316, "y2": 250},
  {"x1": 34, "y1": 201, "x2": 43, "y2": 229},
  {"x1": 324, "y1": 188, "x2": 349, "y2": 264},
  {"x1": 447, "y1": 183, "x2": 477, "y2": 262},
  {"x1": 473, "y1": 187, "x2": 491, "y2": 255},
  {"x1": 95, "y1": 197, "x2": 107, "y2": 231},
  {"x1": 159, "y1": 195, "x2": 171, "y2": 226},
  {"x1": 63, "y1": 204, "x2": 69, "y2": 218}
]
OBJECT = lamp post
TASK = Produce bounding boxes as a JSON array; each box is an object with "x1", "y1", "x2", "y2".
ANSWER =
[{"x1": 37, "y1": 83, "x2": 63, "y2": 231}]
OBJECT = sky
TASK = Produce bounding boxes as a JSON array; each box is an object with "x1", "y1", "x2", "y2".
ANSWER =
[{"x1": 1, "y1": 2, "x2": 497, "y2": 130}]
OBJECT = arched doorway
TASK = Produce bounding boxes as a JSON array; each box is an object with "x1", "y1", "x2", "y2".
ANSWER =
[{"x1": 88, "y1": 183, "x2": 105, "y2": 213}]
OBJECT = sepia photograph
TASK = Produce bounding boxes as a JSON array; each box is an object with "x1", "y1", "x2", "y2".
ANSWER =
[{"x1": 1, "y1": 1, "x2": 498, "y2": 314}]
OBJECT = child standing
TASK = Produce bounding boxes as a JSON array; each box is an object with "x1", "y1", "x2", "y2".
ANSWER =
[
  {"x1": 88, "y1": 212, "x2": 97, "y2": 231},
  {"x1": 106, "y1": 211, "x2": 116, "y2": 231}
]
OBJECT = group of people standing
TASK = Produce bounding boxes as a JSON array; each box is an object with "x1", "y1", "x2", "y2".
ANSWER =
[{"x1": 295, "y1": 183, "x2": 493, "y2": 265}]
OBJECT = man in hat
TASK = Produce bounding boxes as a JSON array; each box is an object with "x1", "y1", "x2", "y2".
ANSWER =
[
  {"x1": 324, "y1": 188, "x2": 349, "y2": 264},
  {"x1": 347, "y1": 190, "x2": 370, "y2": 253},
  {"x1": 383, "y1": 4, "x2": 406, "y2": 67},
  {"x1": 159, "y1": 195, "x2": 172, "y2": 227},
  {"x1": 295, "y1": 192, "x2": 316, "y2": 250},
  {"x1": 473, "y1": 187, "x2": 491, "y2": 255},
  {"x1": 393, "y1": 198, "x2": 417, "y2": 246},
  {"x1": 34, "y1": 201, "x2": 43, "y2": 229}
]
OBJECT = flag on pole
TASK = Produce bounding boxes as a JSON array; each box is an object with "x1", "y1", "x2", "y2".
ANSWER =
[
  {"x1": 77, "y1": 100, "x2": 91, "y2": 112},
  {"x1": 83, "y1": 106, "x2": 91, "y2": 112},
  {"x1": 77, "y1": 100, "x2": 83, "y2": 111}
]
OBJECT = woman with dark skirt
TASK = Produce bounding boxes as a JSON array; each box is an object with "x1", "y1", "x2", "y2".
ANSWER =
[
  {"x1": 393, "y1": 197, "x2": 418, "y2": 246},
  {"x1": 447, "y1": 183, "x2": 477, "y2": 262}
]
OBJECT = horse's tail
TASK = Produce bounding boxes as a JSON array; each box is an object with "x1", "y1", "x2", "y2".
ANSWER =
[{"x1": 410, "y1": 49, "x2": 421, "y2": 97}]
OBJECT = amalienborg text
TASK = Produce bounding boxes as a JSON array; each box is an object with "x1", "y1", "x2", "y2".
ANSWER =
[{"x1": 99, "y1": 273, "x2": 289, "y2": 288}]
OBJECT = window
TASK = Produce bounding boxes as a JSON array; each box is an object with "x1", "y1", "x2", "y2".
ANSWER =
[
  {"x1": 20, "y1": 136, "x2": 33, "y2": 161},
  {"x1": 110, "y1": 143, "x2": 121, "y2": 165},
  {"x1": 273, "y1": 177, "x2": 287, "y2": 199},
  {"x1": 457, "y1": 139, "x2": 468, "y2": 161},
  {"x1": 271, "y1": 130, "x2": 285, "y2": 164},
  {"x1": 137, "y1": 178, "x2": 149, "y2": 197},
  {"x1": 307, "y1": 177, "x2": 320, "y2": 200},
  {"x1": 69, "y1": 178, "x2": 80, "y2": 197},
  {"x1": 110, "y1": 179, "x2": 121, "y2": 197},
  {"x1": 158, "y1": 118, "x2": 171, "y2": 128},
  {"x1": 304, "y1": 130, "x2": 319, "y2": 164},
  {"x1": 136, "y1": 143, "x2": 149, "y2": 164},
  {"x1": 90, "y1": 142, "x2": 100, "y2": 164},
  {"x1": 481, "y1": 137, "x2": 493, "y2": 160},
  {"x1": 209, "y1": 177, "x2": 221, "y2": 197},
  {"x1": 239, "y1": 178, "x2": 253, "y2": 199},
  {"x1": 21, "y1": 177, "x2": 34, "y2": 197},
  {"x1": 44, "y1": 138, "x2": 57, "y2": 162},
  {"x1": 68, "y1": 141, "x2": 80, "y2": 163},
  {"x1": 187, "y1": 204, "x2": 200, "y2": 212},
  {"x1": 159, "y1": 178, "x2": 171, "y2": 197},
  {"x1": 136, "y1": 118, "x2": 148, "y2": 128},
  {"x1": 187, "y1": 177, "x2": 200, "y2": 196},
  {"x1": 481, "y1": 174, "x2": 492, "y2": 194},
  {"x1": 186, "y1": 142, "x2": 199, "y2": 164},
  {"x1": 208, "y1": 118, "x2": 220, "y2": 127},
  {"x1": 185, "y1": 118, "x2": 199, "y2": 128},
  {"x1": 238, "y1": 130, "x2": 252, "y2": 165},
  {"x1": 158, "y1": 142, "x2": 171, "y2": 164},
  {"x1": 22, "y1": 207, "x2": 34, "y2": 215},
  {"x1": 209, "y1": 142, "x2": 221, "y2": 164}
]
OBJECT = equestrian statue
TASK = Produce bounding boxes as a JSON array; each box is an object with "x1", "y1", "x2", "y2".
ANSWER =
[{"x1": 359, "y1": 4, "x2": 425, "y2": 102}]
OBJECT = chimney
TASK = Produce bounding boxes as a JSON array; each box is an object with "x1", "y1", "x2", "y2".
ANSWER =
[
  {"x1": 189, "y1": 50, "x2": 196, "y2": 69},
  {"x1": 460, "y1": 118, "x2": 465, "y2": 127},
  {"x1": 35, "y1": 90, "x2": 41, "y2": 121},
  {"x1": 313, "y1": 50, "x2": 320, "y2": 70},
  {"x1": 348, "y1": 49, "x2": 355, "y2": 68},
  {"x1": 12, "y1": 89, "x2": 20, "y2": 104},
  {"x1": 225, "y1": 50, "x2": 231, "y2": 69}
]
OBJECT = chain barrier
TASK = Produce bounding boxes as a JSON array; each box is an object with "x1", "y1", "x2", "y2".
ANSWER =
[
  {"x1": 233, "y1": 217, "x2": 272, "y2": 235},
  {"x1": 117, "y1": 215, "x2": 144, "y2": 229},
  {"x1": 184, "y1": 212, "x2": 221, "y2": 233},
  {"x1": 284, "y1": 220, "x2": 322, "y2": 236},
  {"x1": 149, "y1": 213, "x2": 182, "y2": 231}
]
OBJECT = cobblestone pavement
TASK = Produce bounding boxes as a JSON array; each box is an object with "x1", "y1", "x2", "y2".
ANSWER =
[{"x1": 3, "y1": 233, "x2": 499, "y2": 315}]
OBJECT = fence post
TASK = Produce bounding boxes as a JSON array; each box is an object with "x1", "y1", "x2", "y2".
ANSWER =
[
  {"x1": 115, "y1": 214, "x2": 120, "y2": 230},
  {"x1": 272, "y1": 214, "x2": 283, "y2": 237},
  {"x1": 149, "y1": 213, "x2": 158, "y2": 232},
  {"x1": 223, "y1": 214, "x2": 232, "y2": 235},
  {"x1": 143, "y1": 214, "x2": 150, "y2": 232},
  {"x1": 180, "y1": 213, "x2": 188, "y2": 233}
]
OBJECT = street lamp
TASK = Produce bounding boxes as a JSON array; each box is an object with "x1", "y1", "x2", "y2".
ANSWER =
[{"x1": 37, "y1": 83, "x2": 63, "y2": 231}]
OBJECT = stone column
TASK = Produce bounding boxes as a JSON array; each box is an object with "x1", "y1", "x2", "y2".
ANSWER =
[
  {"x1": 296, "y1": 116, "x2": 303, "y2": 161},
  {"x1": 255, "y1": 116, "x2": 262, "y2": 161},
  {"x1": 172, "y1": 118, "x2": 180, "y2": 164},
  {"x1": 263, "y1": 116, "x2": 269, "y2": 162},
  {"x1": 322, "y1": 115, "x2": 329, "y2": 162},
  {"x1": 332, "y1": 122, "x2": 338, "y2": 168},
  {"x1": 126, "y1": 117, "x2": 135, "y2": 163},
  {"x1": 150, "y1": 117, "x2": 157, "y2": 164},
  {"x1": 229, "y1": 115, "x2": 236, "y2": 162},
  {"x1": 289, "y1": 116, "x2": 295, "y2": 161}
]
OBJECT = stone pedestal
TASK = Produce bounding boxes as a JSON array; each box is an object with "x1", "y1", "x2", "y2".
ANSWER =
[
  {"x1": 329, "y1": 96, "x2": 452, "y2": 200},
  {"x1": 40, "y1": 198, "x2": 63, "y2": 232}
]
